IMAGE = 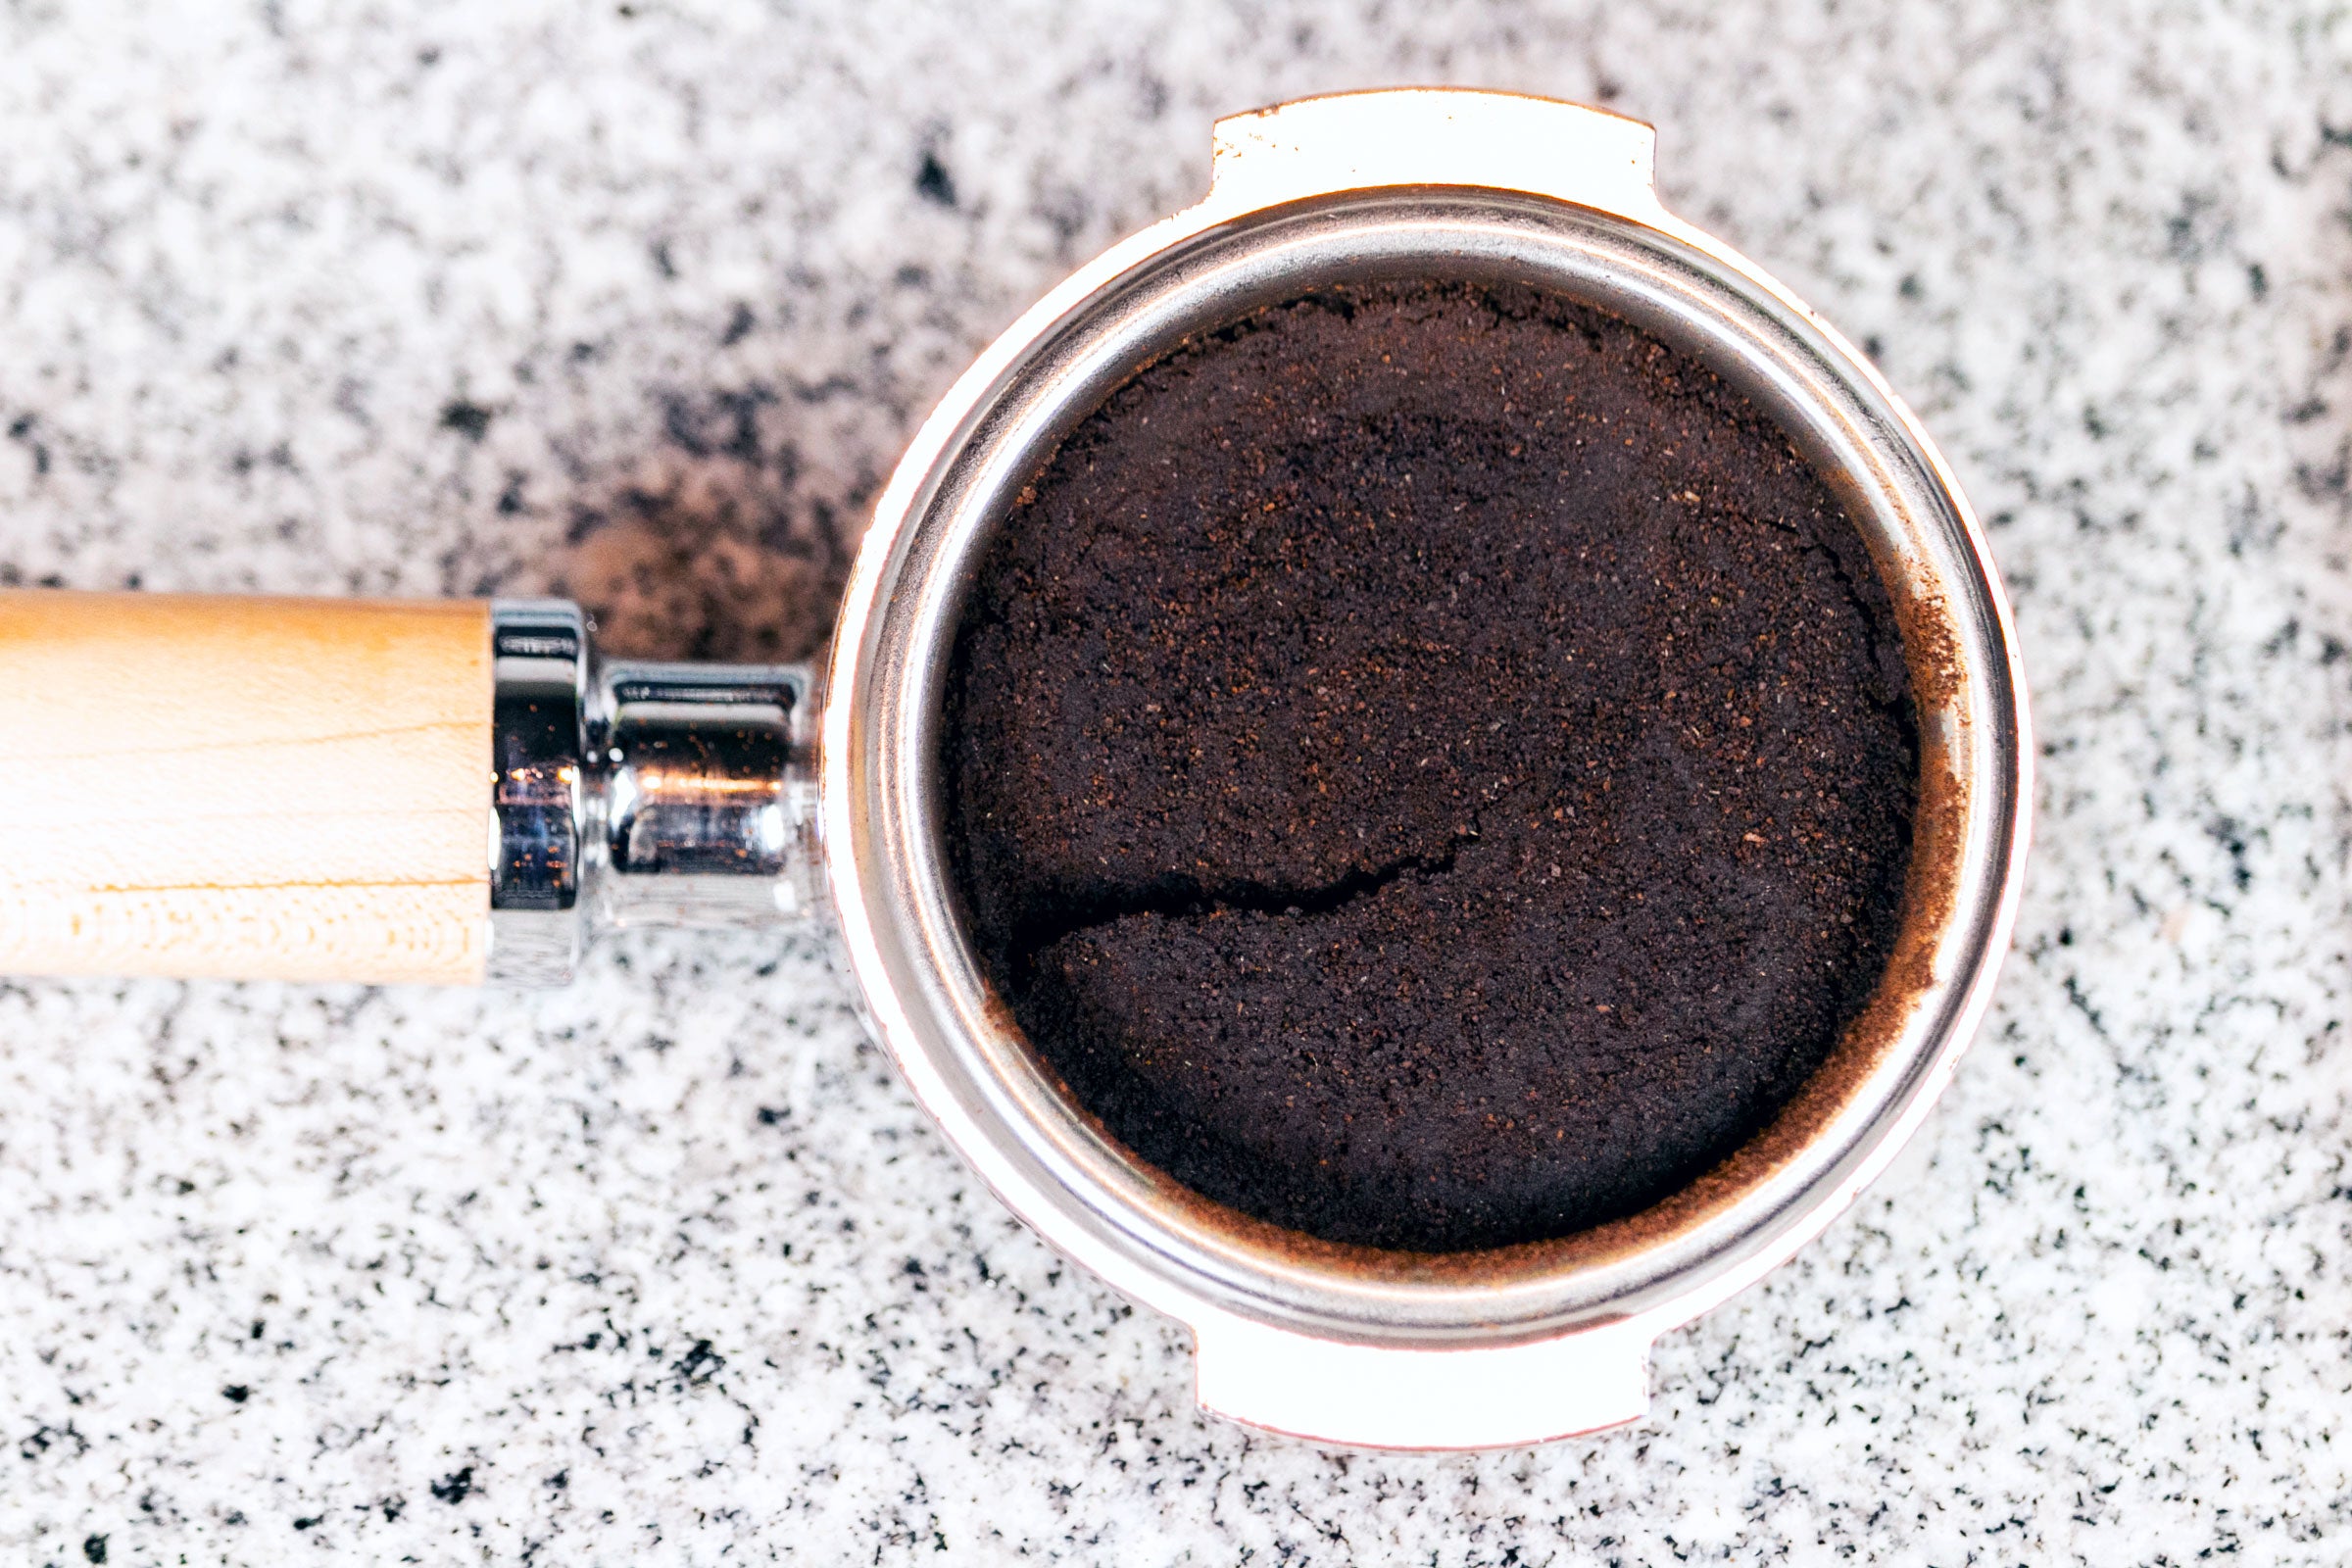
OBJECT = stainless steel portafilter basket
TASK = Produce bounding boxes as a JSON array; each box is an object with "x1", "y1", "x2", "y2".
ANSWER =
[
  {"x1": 821, "y1": 89, "x2": 2031, "y2": 1447},
  {"x1": 0, "y1": 90, "x2": 2029, "y2": 1449}
]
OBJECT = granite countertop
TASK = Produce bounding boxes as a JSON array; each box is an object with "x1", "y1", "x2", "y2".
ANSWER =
[{"x1": 4, "y1": 3, "x2": 2350, "y2": 1562}]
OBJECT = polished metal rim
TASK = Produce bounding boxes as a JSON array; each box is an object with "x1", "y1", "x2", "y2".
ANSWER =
[{"x1": 830, "y1": 188, "x2": 2028, "y2": 1346}]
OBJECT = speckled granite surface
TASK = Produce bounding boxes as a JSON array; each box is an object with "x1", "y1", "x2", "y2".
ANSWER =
[{"x1": 3, "y1": 2, "x2": 2350, "y2": 1562}]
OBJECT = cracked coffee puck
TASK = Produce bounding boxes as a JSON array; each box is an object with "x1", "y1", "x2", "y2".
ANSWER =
[{"x1": 944, "y1": 280, "x2": 1917, "y2": 1253}]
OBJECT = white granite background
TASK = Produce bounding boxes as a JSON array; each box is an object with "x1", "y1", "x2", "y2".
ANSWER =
[{"x1": 1, "y1": 1, "x2": 2348, "y2": 1562}]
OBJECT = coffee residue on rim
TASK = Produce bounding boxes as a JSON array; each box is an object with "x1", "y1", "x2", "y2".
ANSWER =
[{"x1": 944, "y1": 281, "x2": 1917, "y2": 1253}]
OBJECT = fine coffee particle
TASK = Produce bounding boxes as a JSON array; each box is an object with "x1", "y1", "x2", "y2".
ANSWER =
[{"x1": 945, "y1": 280, "x2": 1916, "y2": 1253}]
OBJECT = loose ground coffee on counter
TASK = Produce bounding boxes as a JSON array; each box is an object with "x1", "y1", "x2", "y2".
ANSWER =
[{"x1": 945, "y1": 281, "x2": 1916, "y2": 1252}]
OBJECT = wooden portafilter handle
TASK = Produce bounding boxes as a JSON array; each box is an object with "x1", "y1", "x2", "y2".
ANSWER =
[{"x1": 0, "y1": 590, "x2": 820, "y2": 985}]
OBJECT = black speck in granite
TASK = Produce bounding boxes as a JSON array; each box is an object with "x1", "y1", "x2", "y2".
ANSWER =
[
  {"x1": 915, "y1": 149, "x2": 958, "y2": 207},
  {"x1": 437, "y1": 398, "x2": 494, "y2": 441},
  {"x1": 947, "y1": 280, "x2": 1917, "y2": 1252},
  {"x1": 8, "y1": 412, "x2": 51, "y2": 475},
  {"x1": 672, "y1": 1338, "x2": 724, "y2": 1385}
]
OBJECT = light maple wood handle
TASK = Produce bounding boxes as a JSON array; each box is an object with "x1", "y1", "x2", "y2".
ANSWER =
[{"x1": 0, "y1": 591, "x2": 494, "y2": 984}]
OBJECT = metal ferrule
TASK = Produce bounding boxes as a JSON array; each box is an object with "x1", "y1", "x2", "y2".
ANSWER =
[{"x1": 486, "y1": 600, "x2": 820, "y2": 985}]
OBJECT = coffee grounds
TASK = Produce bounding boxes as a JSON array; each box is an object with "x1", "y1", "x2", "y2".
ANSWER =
[{"x1": 944, "y1": 281, "x2": 1916, "y2": 1253}]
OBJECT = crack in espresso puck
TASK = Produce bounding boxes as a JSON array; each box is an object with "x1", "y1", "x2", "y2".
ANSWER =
[{"x1": 944, "y1": 280, "x2": 1918, "y2": 1253}]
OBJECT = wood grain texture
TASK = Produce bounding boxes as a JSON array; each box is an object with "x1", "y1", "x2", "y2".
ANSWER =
[{"x1": 0, "y1": 591, "x2": 494, "y2": 983}]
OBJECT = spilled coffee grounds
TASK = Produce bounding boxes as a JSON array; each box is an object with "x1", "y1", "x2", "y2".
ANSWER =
[{"x1": 945, "y1": 281, "x2": 1916, "y2": 1252}]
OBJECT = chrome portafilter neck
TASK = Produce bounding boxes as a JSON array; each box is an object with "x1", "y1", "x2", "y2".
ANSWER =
[{"x1": 485, "y1": 599, "x2": 822, "y2": 985}]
